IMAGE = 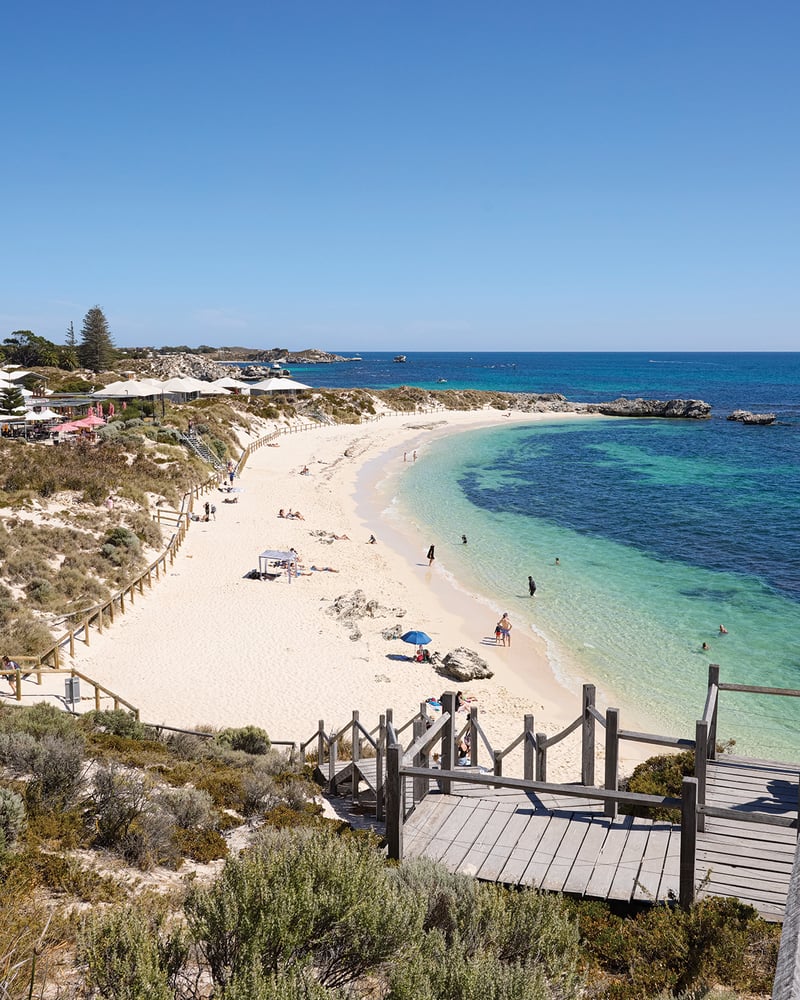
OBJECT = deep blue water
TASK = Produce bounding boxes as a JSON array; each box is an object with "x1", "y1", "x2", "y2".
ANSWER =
[{"x1": 238, "y1": 352, "x2": 800, "y2": 755}]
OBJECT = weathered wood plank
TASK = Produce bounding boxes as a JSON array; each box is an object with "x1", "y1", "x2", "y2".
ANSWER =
[
  {"x1": 537, "y1": 817, "x2": 593, "y2": 892},
  {"x1": 562, "y1": 817, "x2": 616, "y2": 896},
  {"x1": 496, "y1": 814, "x2": 552, "y2": 885},
  {"x1": 403, "y1": 797, "x2": 458, "y2": 856},
  {"x1": 416, "y1": 799, "x2": 479, "y2": 863},
  {"x1": 520, "y1": 816, "x2": 571, "y2": 889},
  {"x1": 583, "y1": 814, "x2": 634, "y2": 899},
  {"x1": 607, "y1": 819, "x2": 652, "y2": 901},
  {"x1": 633, "y1": 823, "x2": 674, "y2": 903},
  {"x1": 456, "y1": 800, "x2": 520, "y2": 878},
  {"x1": 437, "y1": 799, "x2": 505, "y2": 873},
  {"x1": 476, "y1": 808, "x2": 541, "y2": 882}
]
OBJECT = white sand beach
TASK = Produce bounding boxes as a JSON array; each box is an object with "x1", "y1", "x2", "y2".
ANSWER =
[{"x1": 65, "y1": 409, "x2": 653, "y2": 781}]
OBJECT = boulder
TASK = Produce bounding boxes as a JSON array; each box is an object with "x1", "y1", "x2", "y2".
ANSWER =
[
  {"x1": 437, "y1": 647, "x2": 494, "y2": 682},
  {"x1": 590, "y1": 397, "x2": 711, "y2": 419},
  {"x1": 726, "y1": 409, "x2": 776, "y2": 425}
]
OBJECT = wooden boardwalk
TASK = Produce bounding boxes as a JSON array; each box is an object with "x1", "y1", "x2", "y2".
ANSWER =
[{"x1": 330, "y1": 755, "x2": 798, "y2": 920}]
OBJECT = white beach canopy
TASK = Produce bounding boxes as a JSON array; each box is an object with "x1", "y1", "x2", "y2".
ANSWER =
[
  {"x1": 93, "y1": 379, "x2": 163, "y2": 398},
  {"x1": 250, "y1": 377, "x2": 312, "y2": 393},
  {"x1": 211, "y1": 376, "x2": 251, "y2": 394},
  {"x1": 258, "y1": 549, "x2": 298, "y2": 577},
  {"x1": 25, "y1": 408, "x2": 60, "y2": 421}
]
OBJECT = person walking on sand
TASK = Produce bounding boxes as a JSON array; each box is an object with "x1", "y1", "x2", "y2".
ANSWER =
[
  {"x1": 498, "y1": 613, "x2": 512, "y2": 647},
  {"x1": 528, "y1": 576, "x2": 537, "y2": 597},
  {"x1": 427, "y1": 544, "x2": 435, "y2": 566}
]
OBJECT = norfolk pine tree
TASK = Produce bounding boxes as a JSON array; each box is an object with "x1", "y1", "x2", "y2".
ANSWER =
[{"x1": 78, "y1": 306, "x2": 117, "y2": 371}]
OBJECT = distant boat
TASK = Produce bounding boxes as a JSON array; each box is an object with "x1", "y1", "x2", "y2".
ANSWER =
[
  {"x1": 269, "y1": 361, "x2": 292, "y2": 377},
  {"x1": 393, "y1": 355, "x2": 407, "y2": 363},
  {"x1": 437, "y1": 378, "x2": 447, "y2": 383}
]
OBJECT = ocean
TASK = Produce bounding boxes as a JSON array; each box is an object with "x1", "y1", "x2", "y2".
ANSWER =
[{"x1": 251, "y1": 352, "x2": 800, "y2": 757}]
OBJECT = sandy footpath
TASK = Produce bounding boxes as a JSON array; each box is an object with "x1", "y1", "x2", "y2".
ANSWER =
[{"x1": 69, "y1": 409, "x2": 652, "y2": 781}]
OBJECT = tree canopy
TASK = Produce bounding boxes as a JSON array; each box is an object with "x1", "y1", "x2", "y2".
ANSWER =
[{"x1": 78, "y1": 306, "x2": 116, "y2": 372}]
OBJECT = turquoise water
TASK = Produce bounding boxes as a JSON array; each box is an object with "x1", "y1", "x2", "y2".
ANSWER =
[{"x1": 392, "y1": 415, "x2": 800, "y2": 760}]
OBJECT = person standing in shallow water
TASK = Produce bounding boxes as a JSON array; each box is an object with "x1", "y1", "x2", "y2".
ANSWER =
[
  {"x1": 427, "y1": 545, "x2": 435, "y2": 566},
  {"x1": 528, "y1": 576, "x2": 537, "y2": 597}
]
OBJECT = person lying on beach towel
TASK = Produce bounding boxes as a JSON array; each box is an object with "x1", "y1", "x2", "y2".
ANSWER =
[{"x1": 310, "y1": 565, "x2": 339, "y2": 572}]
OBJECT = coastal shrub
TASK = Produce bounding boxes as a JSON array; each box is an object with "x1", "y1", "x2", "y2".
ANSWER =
[
  {"x1": 24, "y1": 734, "x2": 86, "y2": 813},
  {"x1": 0, "y1": 701, "x2": 78, "y2": 740},
  {"x1": 572, "y1": 896, "x2": 779, "y2": 997},
  {"x1": 240, "y1": 770, "x2": 281, "y2": 816},
  {"x1": 175, "y1": 826, "x2": 228, "y2": 863},
  {"x1": 0, "y1": 788, "x2": 26, "y2": 849},
  {"x1": 4, "y1": 847, "x2": 124, "y2": 902},
  {"x1": 219, "y1": 966, "x2": 343, "y2": 1000},
  {"x1": 80, "y1": 905, "x2": 188, "y2": 1000},
  {"x1": 0, "y1": 877, "x2": 57, "y2": 999},
  {"x1": 101, "y1": 526, "x2": 141, "y2": 566},
  {"x1": 186, "y1": 828, "x2": 423, "y2": 990},
  {"x1": 89, "y1": 763, "x2": 149, "y2": 848},
  {"x1": 120, "y1": 806, "x2": 182, "y2": 869},
  {"x1": 386, "y1": 931, "x2": 579, "y2": 1000},
  {"x1": 84, "y1": 708, "x2": 148, "y2": 740},
  {"x1": 154, "y1": 785, "x2": 214, "y2": 828},
  {"x1": 216, "y1": 725, "x2": 271, "y2": 755},
  {"x1": 623, "y1": 749, "x2": 695, "y2": 821}
]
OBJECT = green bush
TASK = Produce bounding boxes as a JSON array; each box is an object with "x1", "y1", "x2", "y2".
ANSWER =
[
  {"x1": 220, "y1": 966, "x2": 344, "y2": 1000},
  {"x1": 154, "y1": 785, "x2": 214, "y2": 828},
  {"x1": 216, "y1": 725, "x2": 271, "y2": 755},
  {"x1": 0, "y1": 701, "x2": 77, "y2": 740},
  {"x1": 0, "y1": 787, "x2": 26, "y2": 848},
  {"x1": 79, "y1": 905, "x2": 188, "y2": 1000},
  {"x1": 624, "y1": 750, "x2": 695, "y2": 821},
  {"x1": 89, "y1": 763, "x2": 149, "y2": 848},
  {"x1": 186, "y1": 828, "x2": 423, "y2": 990},
  {"x1": 101, "y1": 526, "x2": 141, "y2": 566},
  {"x1": 175, "y1": 826, "x2": 228, "y2": 863},
  {"x1": 24, "y1": 734, "x2": 86, "y2": 813},
  {"x1": 84, "y1": 708, "x2": 147, "y2": 740}
]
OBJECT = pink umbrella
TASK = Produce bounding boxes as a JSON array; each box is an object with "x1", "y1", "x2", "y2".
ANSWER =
[
  {"x1": 75, "y1": 415, "x2": 106, "y2": 428},
  {"x1": 122, "y1": 401, "x2": 127, "y2": 410},
  {"x1": 108, "y1": 402, "x2": 115, "y2": 417},
  {"x1": 97, "y1": 402, "x2": 104, "y2": 417},
  {"x1": 87, "y1": 404, "x2": 95, "y2": 417},
  {"x1": 51, "y1": 421, "x2": 81, "y2": 433}
]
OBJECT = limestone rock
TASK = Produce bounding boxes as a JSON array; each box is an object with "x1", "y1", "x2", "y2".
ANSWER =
[
  {"x1": 437, "y1": 647, "x2": 494, "y2": 682},
  {"x1": 589, "y1": 397, "x2": 712, "y2": 419},
  {"x1": 726, "y1": 409, "x2": 776, "y2": 425}
]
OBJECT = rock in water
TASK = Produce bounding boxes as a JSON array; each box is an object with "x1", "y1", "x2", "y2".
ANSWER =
[
  {"x1": 438, "y1": 647, "x2": 494, "y2": 681},
  {"x1": 726, "y1": 409, "x2": 776, "y2": 425},
  {"x1": 591, "y1": 397, "x2": 712, "y2": 419}
]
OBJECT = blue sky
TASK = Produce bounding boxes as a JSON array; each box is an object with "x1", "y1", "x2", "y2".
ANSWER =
[{"x1": 1, "y1": 1, "x2": 797, "y2": 351}]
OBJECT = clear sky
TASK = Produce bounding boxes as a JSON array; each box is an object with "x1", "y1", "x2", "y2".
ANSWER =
[{"x1": 1, "y1": 1, "x2": 797, "y2": 351}]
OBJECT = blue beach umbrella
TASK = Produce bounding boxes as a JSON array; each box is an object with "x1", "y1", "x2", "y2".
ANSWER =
[{"x1": 401, "y1": 630, "x2": 432, "y2": 646}]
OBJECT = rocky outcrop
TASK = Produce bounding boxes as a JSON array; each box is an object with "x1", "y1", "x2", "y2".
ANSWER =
[
  {"x1": 252, "y1": 347, "x2": 355, "y2": 364},
  {"x1": 140, "y1": 354, "x2": 230, "y2": 381},
  {"x1": 436, "y1": 647, "x2": 494, "y2": 682},
  {"x1": 589, "y1": 397, "x2": 712, "y2": 419},
  {"x1": 727, "y1": 409, "x2": 776, "y2": 425}
]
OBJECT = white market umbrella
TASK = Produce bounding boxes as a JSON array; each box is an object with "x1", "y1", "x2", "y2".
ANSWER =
[
  {"x1": 25, "y1": 408, "x2": 60, "y2": 421},
  {"x1": 250, "y1": 377, "x2": 312, "y2": 393}
]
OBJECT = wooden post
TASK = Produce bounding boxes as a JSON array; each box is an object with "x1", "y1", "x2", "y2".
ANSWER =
[
  {"x1": 328, "y1": 731, "x2": 338, "y2": 785},
  {"x1": 83, "y1": 618, "x2": 90, "y2": 646},
  {"x1": 582, "y1": 684, "x2": 596, "y2": 786},
  {"x1": 695, "y1": 718, "x2": 709, "y2": 833},
  {"x1": 129, "y1": 584, "x2": 135, "y2": 605},
  {"x1": 120, "y1": 591, "x2": 125, "y2": 613},
  {"x1": 523, "y1": 714, "x2": 535, "y2": 781},
  {"x1": 386, "y1": 742, "x2": 404, "y2": 860},
  {"x1": 493, "y1": 749, "x2": 503, "y2": 783},
  {"x1": 680, "y1": 777, "x2": 698, "y2": 910},
  {"x1": 155, "y1": 559, "x2": 160, "y2": 580},
  {"x1": 69, "y1": 629, "x2": 75, "y2": 657},
  {"x1": 351, "y1": 711, "x2": 360, "y2": 807},
  {"x1": 536, "y1": 731, "x2": 548, "y2": 782},
  {"x1": 95, "y1": 685, "x2": 101, "y2": 711},
  {"x1": 469, "y1": 706, "x2": 478, "y2": 768},
  {"x1": 14, "y1": 670, "x2": 21, "y2": 701},
  {"x1": 53, "y1": 644, "x2": 60, "y2": 669},
  {"x1": 96, "y1": 609, "x2": 103, "y2": 634},
  {"x1": 412, "y1": 715, "x2": 427, "y2": 804},
  {"x1": 708, "y1": 664, "x2": 720, "y2": 760},
  {"x1": 108, "y1": 598, "x2": 115, "y2": 623},
  {"x1": 604, "y1": 708, "x2": 619, "y2": 818},
  {"x1": 317, "y1": 720, "x2": 325, "y2": 767},
  {"x1": 441, "y1": 691, "x2": 456, "y2": 793},
  {"x1": 376, "y1": 714, "x2": 386, "y2": 821}
]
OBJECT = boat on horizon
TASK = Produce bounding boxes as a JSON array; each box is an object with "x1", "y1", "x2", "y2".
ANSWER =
[{"x1": 393, "y1": 355, "x2": 407, "y2": 363}]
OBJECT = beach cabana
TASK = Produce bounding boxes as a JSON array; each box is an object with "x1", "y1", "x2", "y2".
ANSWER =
[
  {"x1": 211, "y1": 376, "x2": 251, "y2": 395},
  {"x1": 92, "y1": 379, "x2": 162, "y2": 398},
  {"x1": 258, "y1": 549, "x2": 298, "y2": 579}
]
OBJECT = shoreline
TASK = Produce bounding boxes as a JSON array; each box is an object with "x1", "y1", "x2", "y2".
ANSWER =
[{"x1": 62, "y1": 409, "x2": 656, "y2": 780}]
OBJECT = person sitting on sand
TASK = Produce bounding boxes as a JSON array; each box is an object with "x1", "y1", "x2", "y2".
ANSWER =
[
  {"x1": 223, "y1": 496, "x2": 238, "y2": 504},
  {"x1": 332, "y1": 533, "x2": 350, "y2": 540},
  {"x1": 293, "y1": 510, "x2": 305, "y2": 520},
  {"x1": 278, "y1": 509, "x2": 286, "y2": 518},
  {"x1": 300, "y1": 466, "x2": 310, "y2": 475},
  {"x1": 368, "y1": 534, "x2": 377, "y2": 544},
  {"x1": 457, "y1": 730, "x2": 472, "y2": 763},
  {"x1": 310, "y1": 565, "x2": 339, "y2": 572}
]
